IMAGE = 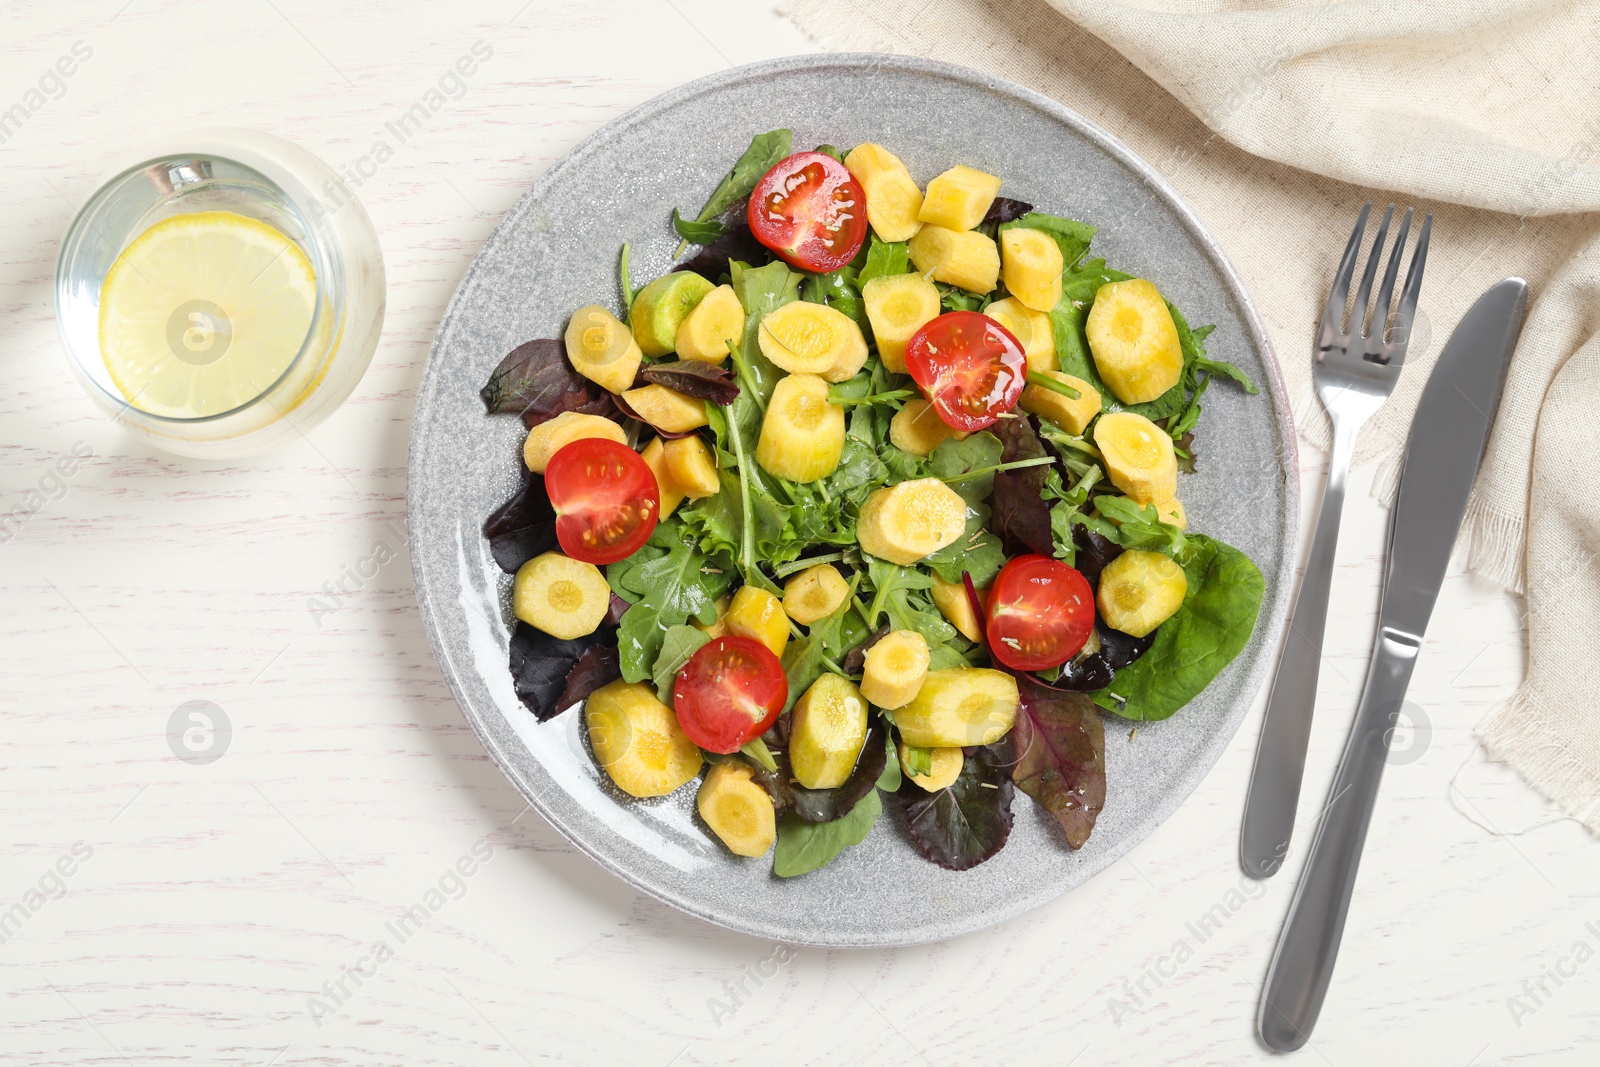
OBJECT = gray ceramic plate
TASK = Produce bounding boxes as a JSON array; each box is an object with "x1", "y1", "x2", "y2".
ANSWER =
[{"x1": 408, "y1": 54, "x2": 1298, "y2": 948}]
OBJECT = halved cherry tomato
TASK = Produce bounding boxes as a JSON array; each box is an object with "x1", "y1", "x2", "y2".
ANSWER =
[
  {"x1": 544, "y1": 437, "x2": 660, "y2": 566},
  {"x1": 986, "y1": 554, "x2": 1095, "y2": 672},
  {"x1": 746, "y1": 151, "x2": 868, "y2": 274},
  {"x1": 905, "y1": 311, "x2": 1027, "y2": 432},
  {"x1": 673, "y1": 635, "x2": 788, "y2": 753}
]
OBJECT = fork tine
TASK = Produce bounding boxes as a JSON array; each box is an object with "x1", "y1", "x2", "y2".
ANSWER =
[
  {"x1": 1387, "y1": 212, "x2": 1433, "y2": 365},
  {"x1": 1348, "y1": 204, "x2": 1395, "y2": 338},
  {"x1": 1319, "y1": 202, "x2": 1372, "y2": 349},
  {"x1": 1364, "y1": 207, "x2": 1413, "y2": 358}
]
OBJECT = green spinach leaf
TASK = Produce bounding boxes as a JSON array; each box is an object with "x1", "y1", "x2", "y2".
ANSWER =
[
  {"x1": 857, "y1": 236, "x2": 910, "y2": 288},
  {"x1": 773, "y1": 789, "x2": 881, "y2": 878},
  {"x1": 1093, "y1": 534, "x2": 1264, "y2": 720},
  {"x1": 999, "y1": 211, "x2": 1097, "y2": 269},
  {"x1": 676, "y1": 129, "x2": 792, "y2": 247}
]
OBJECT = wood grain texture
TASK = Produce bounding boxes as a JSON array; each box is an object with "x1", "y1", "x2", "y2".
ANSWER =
[{"x1": 0, "y1": 1, "x2": 1593, "y2": 1064}]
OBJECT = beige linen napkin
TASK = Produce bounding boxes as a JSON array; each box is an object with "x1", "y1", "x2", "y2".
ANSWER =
[{"x1": 785, "y1": 0, "x2": 1600, "y2": 830}]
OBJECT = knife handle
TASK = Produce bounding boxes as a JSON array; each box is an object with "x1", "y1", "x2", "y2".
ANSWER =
[
  {"x1": 1257, "y1": 626, "x2": 1420, "y2": 1052},
  {"x1": 1240, "y1": 414, "x2": 1360, "y2": 879}
]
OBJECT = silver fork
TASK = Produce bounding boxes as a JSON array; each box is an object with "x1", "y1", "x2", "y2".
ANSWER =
[{"x1": 1240, "y1": 202, "x2": 1431, "y2": 880}]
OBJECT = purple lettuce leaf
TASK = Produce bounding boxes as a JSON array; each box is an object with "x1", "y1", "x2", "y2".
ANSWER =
[
  {"x1": 480, "y1": 338, "x2": 620, "y2": 428},
  {"x1": 508, "y1": 621, "x2": 618, "y2": 722},
  {"x1": 555, "y1": 643, "x2": 621, "y2": 712},
  {"x1": 990, "y1": 414, "x2": 1054, "y2": 558},
  {"x1": 483, "y1": 473, "x2": 557, "y2": 574},
  {"x1": 675, "y1": 223, "x2": 771, "y2": 281},
  {"x1": 1012, "y1": 673, "x2": 1106, "y2": 849},
  {"x1": 900, "y1": 743, "x2": 1015, "y2": 871},
  {"x1": 639, "y1": 361, "x2": 740, "y2": 406},
  {"x1": 982, "y1": 197, "x2": 1034, "y2": 226}
]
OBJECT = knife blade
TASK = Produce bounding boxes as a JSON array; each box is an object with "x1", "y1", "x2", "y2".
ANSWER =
[{"x1": 1257, "y1": 277, "x2": 1527, "y2": 1052}]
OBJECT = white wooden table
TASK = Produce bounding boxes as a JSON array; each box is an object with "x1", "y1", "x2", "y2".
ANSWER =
[{"x1": 3, "y1": 2, "x2": 1594, "y2": 1064}]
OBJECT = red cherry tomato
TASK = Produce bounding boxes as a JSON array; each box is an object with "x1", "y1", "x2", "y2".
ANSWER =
[
  {"x1": 746, "y1": 152, "x2": 868, "y2": 274},
  {"x1": 673, "y1": 635, "x2": 788, "y2": 753},
  {"x1": 544, "y1": 437, "x2": 660, "y2": 566},
  {"x1": 905, "y1": 311, "x2": 1028, "y2": 432},
  {"x1": 986, "y1": 554, "x2": 1096, "y2": 672}
]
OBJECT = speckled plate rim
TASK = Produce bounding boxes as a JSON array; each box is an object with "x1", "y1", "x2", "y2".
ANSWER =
[{"x1": 407, "y1": 52, "x2": 1299, "y2": 947}]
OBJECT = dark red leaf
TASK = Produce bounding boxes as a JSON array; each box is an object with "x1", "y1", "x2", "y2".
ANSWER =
[
  {"x1": 611, "y1": 390, "x2": 698, "y2": 438},
  {"x1": 900, "y1": 742, "x2": 1014, "y2": 870},
  {"x1": 841, "y1": 625, "x2": 889, "y2": 676},
  {"x1": 751, "y1": 719, "x2": 887, "y2": 823},
  {"x1": 483, "y1": 473, "x2": 557, "y2": 574},
  {"x1": 605, "y1": 592, "x2": 631, "y2": 626},
  {"x1": 555, "y1": 643, "x2": 621, "y2": 712},
  {"x1": 508, "y1": 622, "x2": 616, "y2": 722},
  {"x1": 1012, "y1": 674, "x2": 1106, "y2": 849},
  {"x1": 676, "y1": 223, "x2": 771, "y2": 281},
  {"x1": 1070, "y1": 524, "x2": 1122, "y2": 587},
  {"x1": 991, "y1": 414, "x2": 1054, "y2": 557},
  {"x1": 639, "y1": 360, "x2": 740, "y2": 406},
  {"x1": 480, "y1": 338, "x2": 621, "y2": 429},
  {"x1": 982, "y1": 197, "x2": 1034, "y2": 226}
]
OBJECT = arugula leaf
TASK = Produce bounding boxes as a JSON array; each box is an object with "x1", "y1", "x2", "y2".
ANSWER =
[
  {"x1": 937, "y1": 283, "x2": 987, "y2": 313},
  {"x1": 773, "y1": 789, "x2": 880, "y2": 878},
  {"x1": 675, "y1": 129, "x2": 792, "y2": 248},
  {"x1": 729, "y1": 260, "x2": 801, "y2": 423},
  {"x1": 923, "y1": 500, "x2": 1005, "y2": 587},
  {"x1": 901, "y1": 742, "x2": 1014, "y2": 870},
  {"x1": 926, "y1": 432, "x2": 1002, "y2": 503},
  {"x1": 875, "y1": 734, "x2": 903, "y2": 792},
  {"x1": 1196, "y1": 354, "x2": 1259, "y2": 394},
  {"x1": 999, "y1": 211, "x2": 1097, "y2": 268},
  {"x1": 862, "y1": 558, "x2": 959, "y2": 653},
  {"x1": 1089, "y1": 496, "x2": 1188, "y2": 557},
  {"x1": 1012, "y1": 675, "x2": 1106, "y2": 848},
  {"x1": 651, "y1": 624, "x2": 710, "y2": 703},
  {"x1": 1093, "y1": 534, "x2": 1264, "y2": 720},
  {"x1": 780, "y1": 588, "x2": 864, "y2": 711},
  {"x1": 610, "y1": 521, "x2": 733, "y2": 682},
  {"x1": 857, "y1": 235, "x2": 910, "y2": 288}
]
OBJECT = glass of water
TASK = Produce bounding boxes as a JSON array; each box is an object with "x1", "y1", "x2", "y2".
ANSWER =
[{"x1": 55, "y1": 127, "x2": 386, "y2": 459}]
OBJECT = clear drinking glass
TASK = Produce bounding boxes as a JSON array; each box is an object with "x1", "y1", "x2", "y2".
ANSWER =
[{"x1": 55, "y1": 127, "x2": 386, "y2": 459}]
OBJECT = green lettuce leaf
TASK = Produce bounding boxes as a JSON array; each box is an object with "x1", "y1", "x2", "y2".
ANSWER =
[
  {"x1": 1093, "y1": 534, "x2": 1264, "y2": 720},
  {"x1": 773, "y1": 789, "x2": 881, "y2": 878}
]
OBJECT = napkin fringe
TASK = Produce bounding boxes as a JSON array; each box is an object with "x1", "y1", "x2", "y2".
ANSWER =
[
  {"x1": 1479, "y1": 687, "x2": 1600, "y2": 835},
  {"x1": 1461, "y1": 490, "x2": 1528, "y2": 594}
]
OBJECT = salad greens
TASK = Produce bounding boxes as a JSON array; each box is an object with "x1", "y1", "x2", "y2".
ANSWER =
[
  {"x1": 1093, "y1": 535, "x2": 1265, "y2": 721},
  {"x1": 480, "y1": 130, "x2": 1270, "y2": 880}
]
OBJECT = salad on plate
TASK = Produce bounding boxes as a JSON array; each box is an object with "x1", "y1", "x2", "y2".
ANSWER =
[{"x1": 478, "y1": 130, "x2": 1264, "y2": 877}]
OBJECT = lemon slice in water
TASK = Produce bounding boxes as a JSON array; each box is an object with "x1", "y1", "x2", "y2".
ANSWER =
[{"x1": 99, "y1": 210, "x2": 317, "y2": 419}]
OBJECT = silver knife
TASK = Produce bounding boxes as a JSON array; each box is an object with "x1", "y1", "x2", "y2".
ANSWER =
[{"x1": 1257, "y1": 277, "x2": 1528, "y2": 1052}]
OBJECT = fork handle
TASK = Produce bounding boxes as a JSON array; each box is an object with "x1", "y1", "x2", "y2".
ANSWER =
[
  {"x1": 1239, "y1": 413, "x2": 1361, "y2": 879},
  {"x1": 1257, "y1": 626, "x2": 1419, "y2": 1050}
]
